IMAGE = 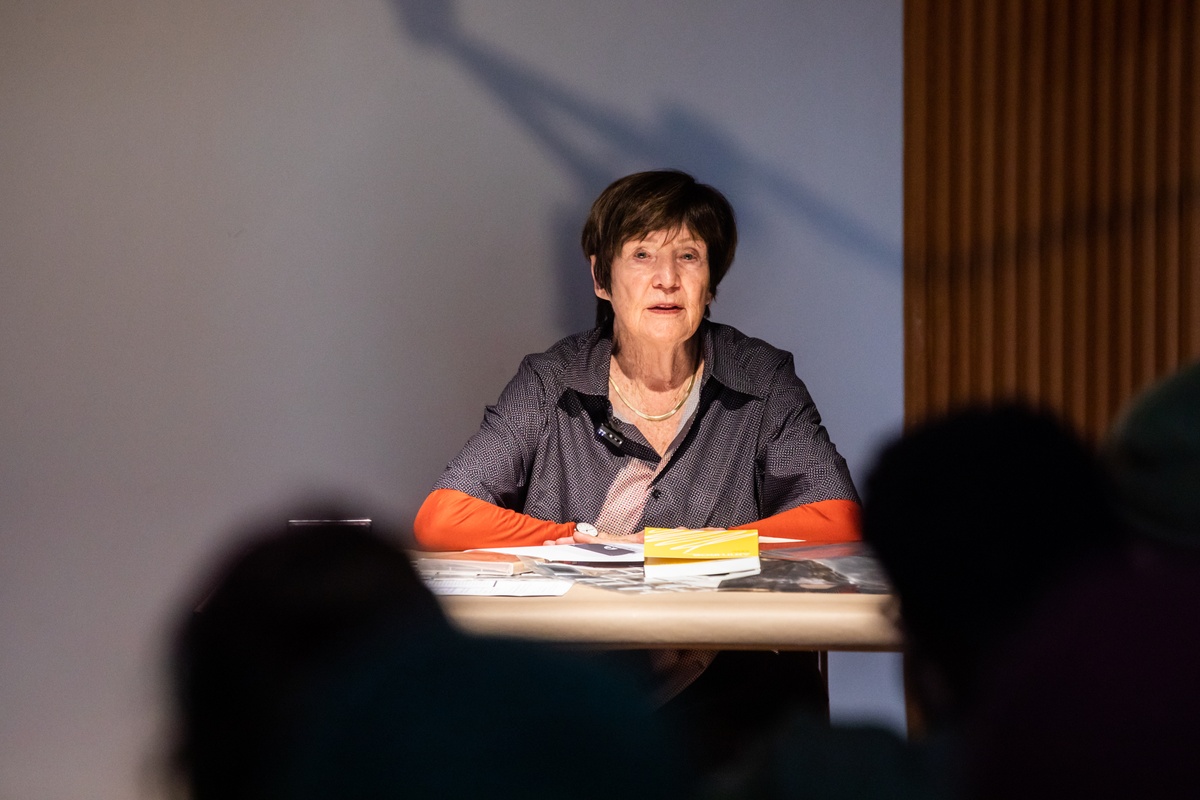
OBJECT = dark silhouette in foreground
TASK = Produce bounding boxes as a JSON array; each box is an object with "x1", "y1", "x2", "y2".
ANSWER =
[{"x1": 168, "y1": 513, "x2": 684, "y2": 799}]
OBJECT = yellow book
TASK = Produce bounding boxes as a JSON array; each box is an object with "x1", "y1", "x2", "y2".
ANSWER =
[{"x1": 642, "y1": 528, "x2": 759, "y2": 559}]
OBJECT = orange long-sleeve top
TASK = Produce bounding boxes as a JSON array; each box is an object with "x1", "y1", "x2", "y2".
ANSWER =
[{"x1": 413, "y1": 487, "x2": 860, "y2": 551}]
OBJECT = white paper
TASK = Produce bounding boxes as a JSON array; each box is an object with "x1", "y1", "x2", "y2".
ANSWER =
[
  {"x1": 425, "y1": 577, "x2": 574, "y2": 596},
  {"x1": 475, "y1": 543, "x2": 644, "y2": 564},
  {"x1": 643, "y1": 567, "x2": 761, "y2": 585}
]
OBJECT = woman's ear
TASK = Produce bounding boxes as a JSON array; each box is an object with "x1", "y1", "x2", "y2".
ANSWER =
[{"x1": 590, "y1": 255, "x2": 611, "y2": 300}]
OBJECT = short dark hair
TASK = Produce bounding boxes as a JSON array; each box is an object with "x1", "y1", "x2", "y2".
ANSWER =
[{"x1": 581, "y1": 170, "x2": 737, "y2": 327}]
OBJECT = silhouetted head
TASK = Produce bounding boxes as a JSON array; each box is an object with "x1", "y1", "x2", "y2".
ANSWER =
[
  {"x1": 1105, "y1": 359, "x2": 1200, "y2": 549},
  {"x1": 863, "y1": 404, "x2": 1125, "y2": 724},
  {"x1": 582, "y1": 169, "x2": 737, "y2": 328},
  {"x1": 169, "y1": 514, "x2": 442, "y2": 800}
]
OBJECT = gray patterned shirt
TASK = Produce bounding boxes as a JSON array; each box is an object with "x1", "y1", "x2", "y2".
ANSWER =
[{"x1": 434, "y1": 320, "x2": 858, "y2": 529}]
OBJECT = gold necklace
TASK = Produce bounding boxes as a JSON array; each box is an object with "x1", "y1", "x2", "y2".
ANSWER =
[{"x1": 609, "y1": 367, "x2": 697, "y2": 422}]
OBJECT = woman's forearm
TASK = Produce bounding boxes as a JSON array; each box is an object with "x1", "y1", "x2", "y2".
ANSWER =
[
  {"x1": 730, "y1": 498, "x2": 861, "y2": 544},
  {"x1": 413, "y1": 488, "x2": 576, "y2": 550}
]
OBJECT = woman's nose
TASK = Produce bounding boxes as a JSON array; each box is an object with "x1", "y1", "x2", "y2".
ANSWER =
[{"x1": 652, "y1": 260, "x2": 681, "y2": 288}]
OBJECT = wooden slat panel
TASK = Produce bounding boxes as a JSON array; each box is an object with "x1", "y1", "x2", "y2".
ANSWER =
[
  {"x1": 975, "y1": 0, "x2": 999, "y2": 401},
  {"x1": 1043, "y1": 0, "x2": 1069, "y2": 409},
  {"x1": 1113, "y1": 0, "x2": 1137, "y2": 409},
  {"x1": 997, "y1": 0, "x2": 1022, "y2": 400},
  {"x1": 1064, "y1": 0, "x2": 1095, "y2": 431},
  {"x1": 903, "y1": 0, "x2": 930, "y2": 422},
  {"x1": 905, "y1": 0, "x2": 1200, "y2": 440},
  {"x1": 1185, "y1": 1, "x2": 1200, "y2": 357},
  {"x1": 928, "y1": 0, "x2": 954, "y2": 413},
  {"x1": 951, "y1": 0, "x2": 974, "y2": 402},
  {"x1": 1139, "y1": 0, "x2": 1163, "y2": 387},
  {"x1": 1159, "y1": 0, "x2": 1183, "y2": 372},
  {"x1": 1021, "y1": 0, "x2": 1047, "y2": 400},
  {"x1": 1092, "y1": 0, "x2": 1118, "y2": 435}
]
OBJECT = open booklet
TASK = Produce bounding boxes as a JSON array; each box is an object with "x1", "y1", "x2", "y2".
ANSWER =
[
  {"x1": 476, "y1": 542, "x2": 644, "y2": 564},
  {"x1": 719, "y1": 542, "x2": 891, "y2": 593}
]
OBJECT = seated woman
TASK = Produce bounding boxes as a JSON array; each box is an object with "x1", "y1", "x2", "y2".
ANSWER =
[
  {"x1": 413, "y1": 171, "x2": 861, "y2": 773},
  {"x1": 414, "y1": 169, "x2": 860, "y2": 550}
]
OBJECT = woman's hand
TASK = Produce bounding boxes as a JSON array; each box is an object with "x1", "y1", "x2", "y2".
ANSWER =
[{"x1": 541, "y1": 529, "x2": 645, "y2": 545}]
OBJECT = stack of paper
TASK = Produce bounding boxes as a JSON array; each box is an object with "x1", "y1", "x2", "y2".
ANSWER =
[
  {"x1": 414, "y1": 550, "x2": 533, "y2": 577},
  {"x1": 642, "y1": 528, "x2": 760, "y2": 581}
]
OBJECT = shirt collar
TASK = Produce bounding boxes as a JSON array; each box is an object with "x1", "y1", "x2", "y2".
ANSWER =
[
  {"x1": 563, "y1": 320, "x2": 771, "y2": 401},
  {"x1": 703, "y1": 321, "x2": 773, "y2": 400},
  {"x1": 562, "y1": 324, "x2": 614, "y2": 396}
]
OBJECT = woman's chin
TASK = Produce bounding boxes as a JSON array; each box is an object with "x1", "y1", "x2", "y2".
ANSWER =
[{"x1": 630, "y1": 322, "x2": 699, "y2": 348}]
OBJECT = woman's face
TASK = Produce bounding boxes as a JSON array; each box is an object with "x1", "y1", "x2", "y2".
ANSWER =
[{"x1": 592, "y1": 227, "x2": 712, "y2": 351}]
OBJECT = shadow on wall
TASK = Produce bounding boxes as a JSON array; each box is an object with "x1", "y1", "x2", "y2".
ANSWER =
[{"x1": 386, "y1": 0, "x2": 898, "y2": 333}]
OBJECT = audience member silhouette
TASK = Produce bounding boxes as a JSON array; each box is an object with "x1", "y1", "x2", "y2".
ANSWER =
[
  {"x1": 1104, "y1": 358, "x2": 1200, "y2": 549},
  {"x1": 736, "y1": 405, "x2": 1127, "y2": 800},
  {"x1": 861, "y1": 404, "x2": 1126, "y2": 732},
  {"x1": 961, "y1": 363, "x2": 1200, "y2": 798},
  {"x1": 167, "y1": 513, "x2": 684, "y2": 800},
  {"x1": 170, "y1": 515, "x2": 442, "y2": 799}
]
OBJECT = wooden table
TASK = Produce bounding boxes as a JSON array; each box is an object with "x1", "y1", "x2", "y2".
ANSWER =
[{"x1": 440, "y1": 583, "x2": 901, "y2": 652}]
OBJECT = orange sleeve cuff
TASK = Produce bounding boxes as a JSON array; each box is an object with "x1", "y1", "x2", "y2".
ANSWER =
[
  {"x1": 412, "y1": 488, "x2": 576, "y2": 550},
  {"x1": 730, "y1": 498, "x2": 862, "y2": 545}
]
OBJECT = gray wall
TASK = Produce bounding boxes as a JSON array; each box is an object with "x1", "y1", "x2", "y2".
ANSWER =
[{"x1": 0, "y1": 2, "x2": 903, "y2": 797}]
